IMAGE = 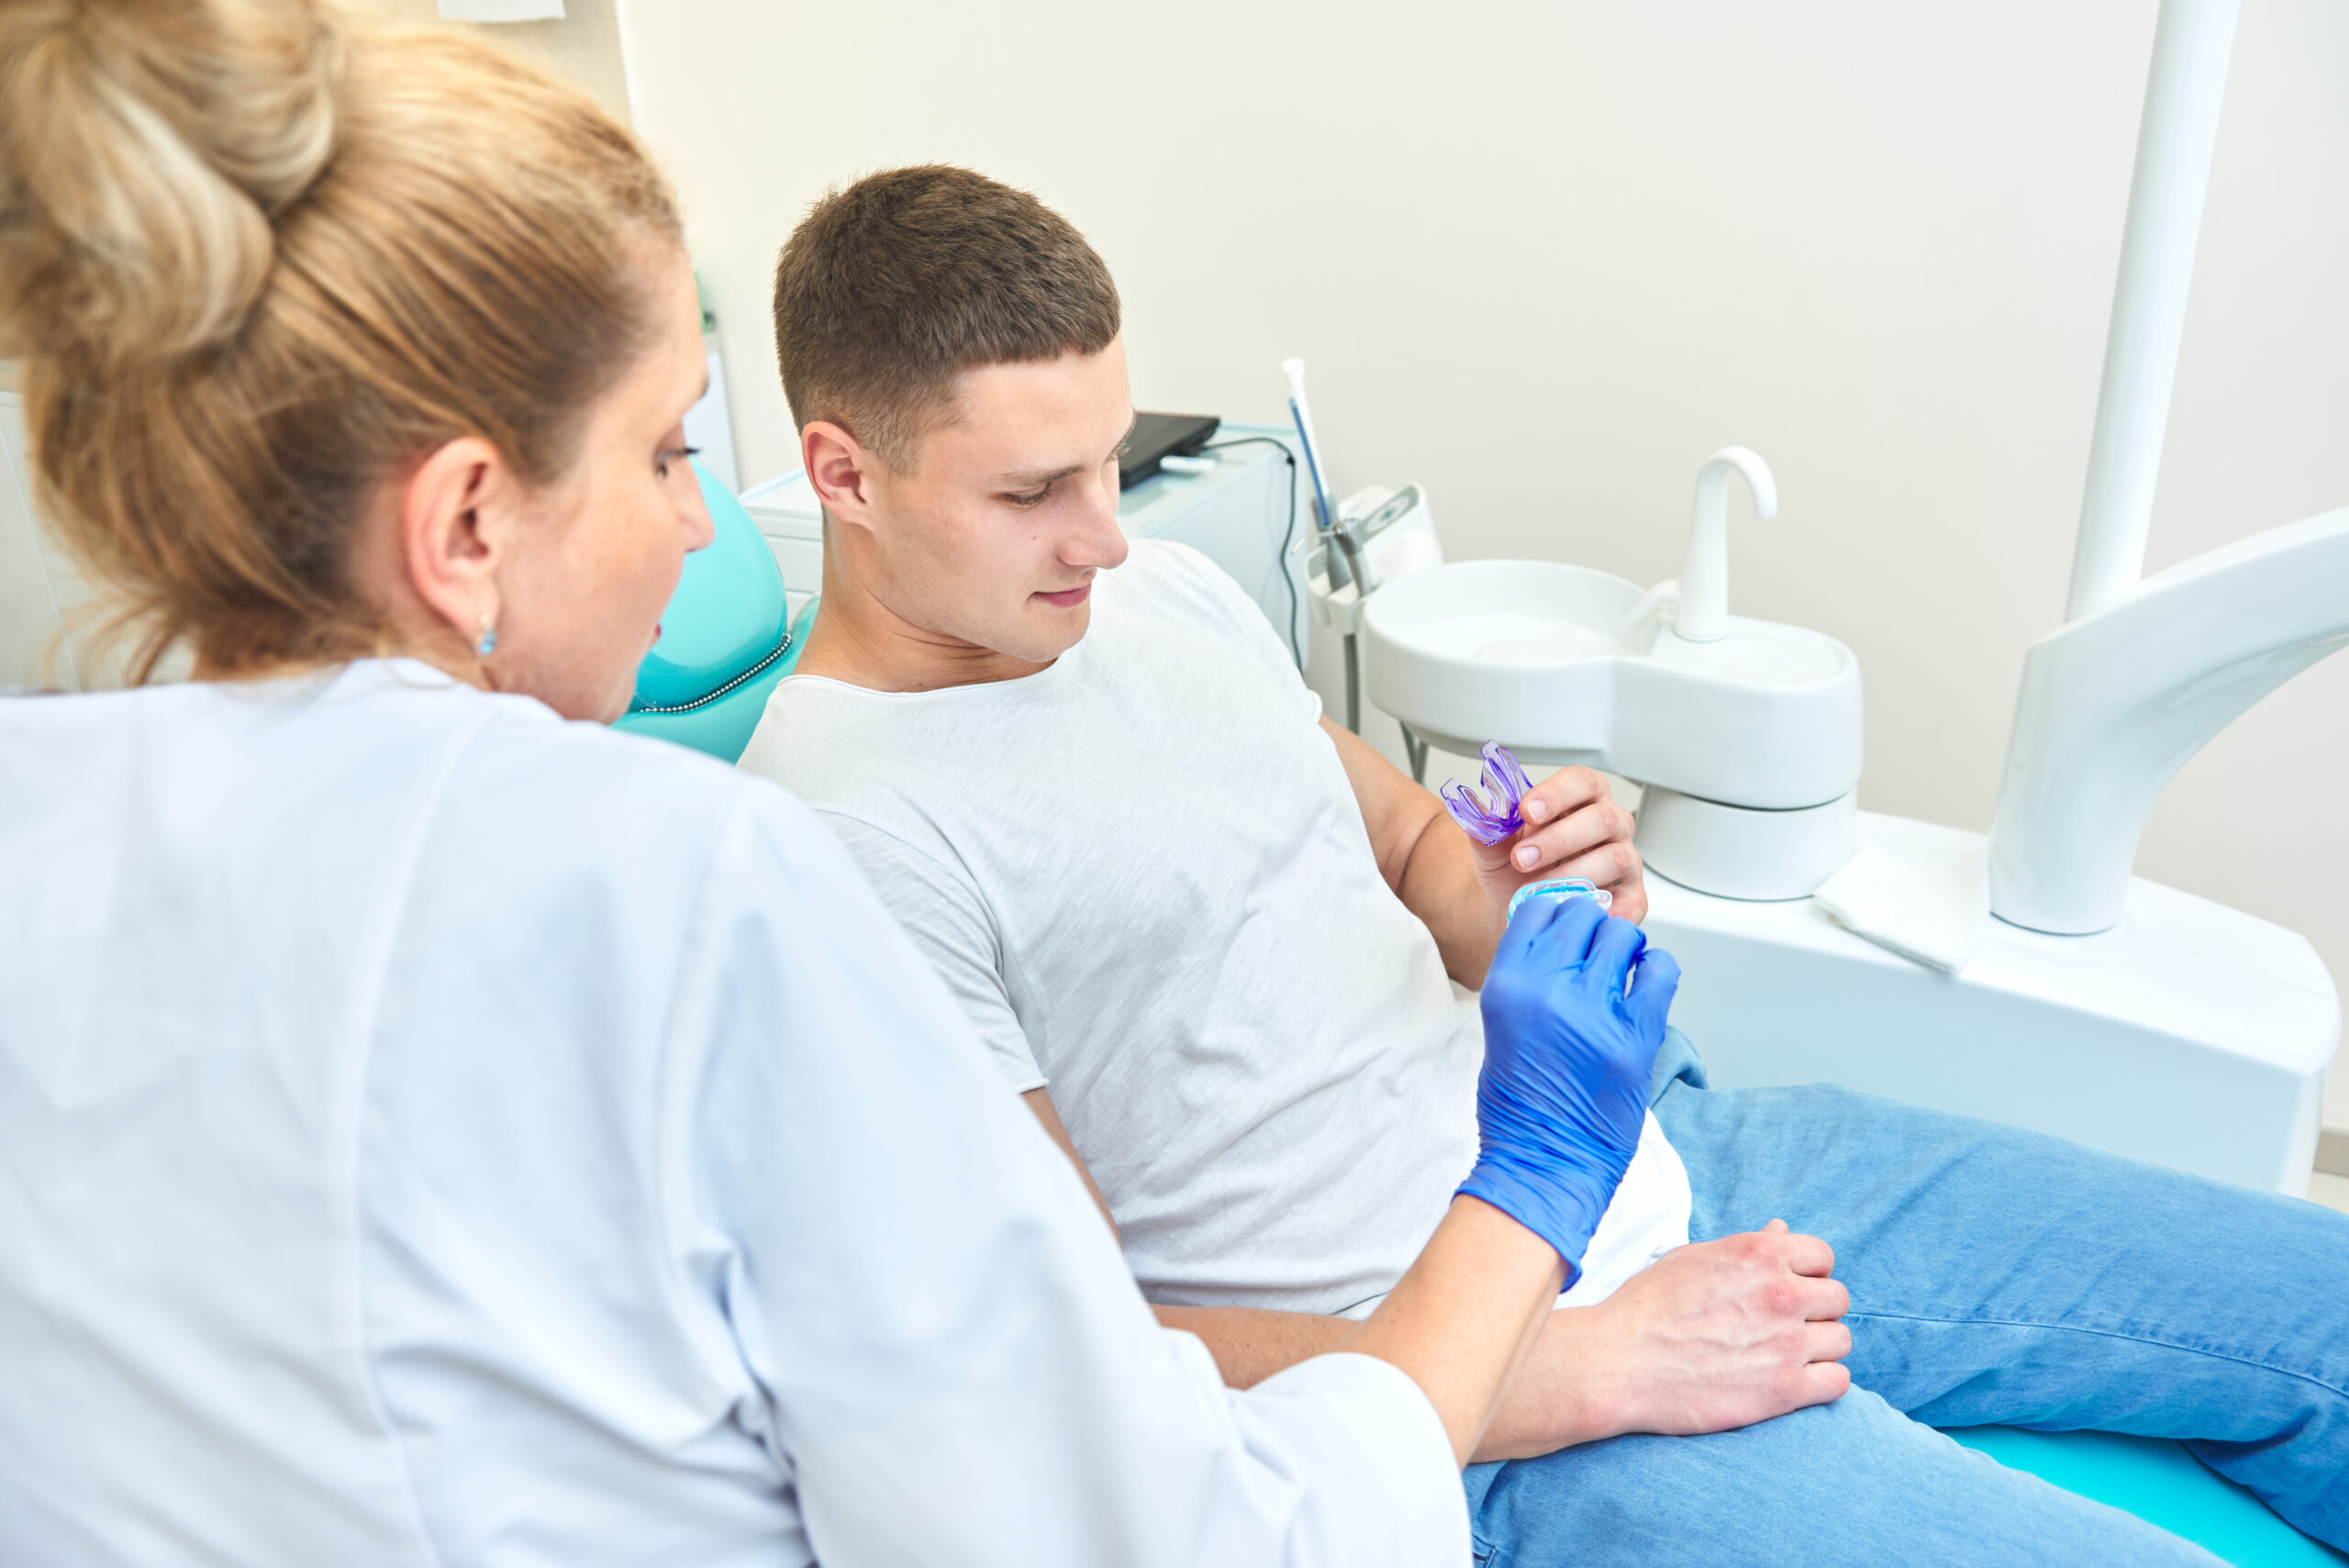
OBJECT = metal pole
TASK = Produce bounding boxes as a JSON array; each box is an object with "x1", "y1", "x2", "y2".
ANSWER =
[
  {"x1": 1342, "y1": 632, "x2": 1362, "y2": 735},
  {"x1": 2064, "y1": 0, "x2": 2241, "y2": 622},
  {"x1": 1330, "y1": 527, "x2": 1368, "y2": 731}
]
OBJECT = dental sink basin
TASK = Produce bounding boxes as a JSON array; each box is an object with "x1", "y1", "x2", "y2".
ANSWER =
[
  {"x1": 1377, "y1": 559, "x2": 1642, "y2": 666},
  {"x1": 1358, "y1": 559, "x2": 1636, "y2": 757},
  {"x1": 1361, "y1": 557, "x2": 1860, "y2": 810},
  {"x1": 1358, "y1": 450, "x2": 1866, "y2": 903}
]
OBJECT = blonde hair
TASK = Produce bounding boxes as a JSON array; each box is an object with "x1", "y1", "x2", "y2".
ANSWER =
[{"x1": 0, "y1": 0, "x2": 680, "y2": 682}]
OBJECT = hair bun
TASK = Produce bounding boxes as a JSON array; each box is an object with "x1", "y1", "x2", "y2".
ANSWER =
[{"x1": 0, "y1": 0, "x2": 343, "y2": 367}]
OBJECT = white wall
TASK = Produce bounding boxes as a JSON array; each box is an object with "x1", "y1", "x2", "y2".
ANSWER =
[
  {"x1": 0, "y1": 389, "x2": 73, "y2": 690},
  {"x1": 381, "y1": 0, "x2": 633, "y2": 125},
  {"x1": 625, "y1": 0, "x2": 2349, "y2": 1119}
]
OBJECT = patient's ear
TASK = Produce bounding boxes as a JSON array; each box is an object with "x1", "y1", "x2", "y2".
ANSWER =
[{"x1": 802, "y1": 419, "x2": 879, "y2": 536}]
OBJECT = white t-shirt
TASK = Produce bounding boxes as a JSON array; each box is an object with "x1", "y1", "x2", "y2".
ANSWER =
[
  {"x1": 0, "y1": 659, "x2": 1464, "y2": 1568},
  {"x1": 743, "y1": 539, "x2": 1689, "y2": 1318}
]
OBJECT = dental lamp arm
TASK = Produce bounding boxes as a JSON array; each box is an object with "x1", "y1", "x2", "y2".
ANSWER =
[{"x1": 1988, "y1": 506, "x2": 2349, "y2": 934}]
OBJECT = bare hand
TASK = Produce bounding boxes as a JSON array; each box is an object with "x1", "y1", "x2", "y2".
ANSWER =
[
  {"x1": 1472, "y1": 1219, "x2": 1852, "y2": 1462},
  {"x1": 1471, "y1": 765, "x2": 1649, "y2": 925}
]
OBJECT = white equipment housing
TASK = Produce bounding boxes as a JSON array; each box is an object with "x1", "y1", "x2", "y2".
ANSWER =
[{"x1": 1345, "y1": 0, "x2": 2342, "y2": 1193}]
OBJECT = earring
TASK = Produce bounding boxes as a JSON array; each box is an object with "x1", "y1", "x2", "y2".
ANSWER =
[{"x1": 474, "y1": 612, "x2": 497, "y2": 659}]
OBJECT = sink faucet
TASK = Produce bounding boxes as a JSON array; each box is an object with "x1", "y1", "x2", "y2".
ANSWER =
[{"x1": 1672, "y1": 448, "x2": 1777, "y2": 644}]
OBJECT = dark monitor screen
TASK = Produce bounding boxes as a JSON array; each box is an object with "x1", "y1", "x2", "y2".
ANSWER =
[{"x1": 1119, "y1": 411, "x2": 1222, "y2": 490}]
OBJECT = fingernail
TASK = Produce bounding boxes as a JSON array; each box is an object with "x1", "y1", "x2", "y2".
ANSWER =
[
  {"x1": 1523, "y1": 797, "x2": 1548, "y2": 823},
  {"x1": 1514, "y1": 845, "x2": 1539, "y2": 869}
]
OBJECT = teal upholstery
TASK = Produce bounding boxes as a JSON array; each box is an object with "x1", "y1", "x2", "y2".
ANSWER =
[
  {"x1": 613, "y1": 461, "x2": 810, "y2": 763},
  {"x1": 1943, "y1": 1428, "x2": 2346, "y2": 1566}
]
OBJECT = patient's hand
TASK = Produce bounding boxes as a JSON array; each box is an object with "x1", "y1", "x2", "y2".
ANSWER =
[
  {"x1": 1472, "y1": 1219, "x2": 1853, "y2": 1462},
  {"x1": 1475, "y1": 765, "x2": 1650, "y2": 925}
]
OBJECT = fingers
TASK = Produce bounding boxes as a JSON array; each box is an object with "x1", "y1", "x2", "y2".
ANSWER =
[
  {"x1": 1776, "y1": 1229, "x2": 1837, "y2": 1281},
  {"x1": 1586, "y1": 911, "x2": 1647, "y2": 985},
  {"x1": 1497, "y1": 888, "x2": 1606, "y2": 975},
  {"x1": 1796, "y1": 1361, "x2": 1854, "y2": 1410},
  {"x1": 1467, "y1": 832, "x2": 1523, "y2": 883},
  {"x1": 1518, "y1": 764, "x2": 1609, "y2": 830},
  {"x1": 1507, "y1": 796, "x2": 1638, "y2": 878},
  {"x1": 1533, "y1": 895, "x2": 1608, "y2": 965},
  {"x1": 1499, "y1": 880, "x2": 1571, "y2": 950},
  {"x1": 1805, "y1": 1318, "x2": 1854, "y2": 1366},
  {"x1": 1741, "y1": 1222, "x2": 1842, "y2": 1299},
  {"x1": 1606, "y1": 875, "x2": 1651, "y2": 929},
  {"x1": 1793, "y1": 1272, "x2": 1851, "y2": 1324},
  {"x1": 1626, "y1": 945, "x2": 1680, "y2": 1034}
]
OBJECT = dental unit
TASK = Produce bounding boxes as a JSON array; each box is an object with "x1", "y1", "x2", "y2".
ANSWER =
[{"x1": 1342, "y1": 0, "x2": 2341, "y2": 1203}]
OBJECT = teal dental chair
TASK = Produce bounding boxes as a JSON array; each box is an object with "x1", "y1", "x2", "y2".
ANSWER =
[
  {"x1": 1943, "y1": 1428, "x2": 2343, "y2": 1566},
  {"x1": 613, "y1": 461, "x2": 813, "y2": 762},
  {"x1": 610, "y1": 473, "x2": 2340, "y2": 1568}
]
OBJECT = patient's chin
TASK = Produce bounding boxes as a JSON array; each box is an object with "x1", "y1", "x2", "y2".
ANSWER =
[{"x1": 995, "y1": 604, "x2": 1090, "y2": 664}]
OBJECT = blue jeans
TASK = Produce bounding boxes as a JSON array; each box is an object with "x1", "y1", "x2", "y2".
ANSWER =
[{"x1": 1464, "y1": 1032, "x2": 2349, "y2": 1565}]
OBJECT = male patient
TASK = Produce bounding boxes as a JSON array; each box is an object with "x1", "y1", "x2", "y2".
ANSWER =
[{"x1": 739, "y1": 166, "x2": 2349, "y2": 1563}]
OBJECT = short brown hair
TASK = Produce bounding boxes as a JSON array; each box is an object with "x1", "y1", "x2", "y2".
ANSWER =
[
  {"x1": 0, "y1": 0, "x2": 679, "y2": 683},
  {"x1": 771, "y1": 165, "x2": 1120, "y2": 468}
]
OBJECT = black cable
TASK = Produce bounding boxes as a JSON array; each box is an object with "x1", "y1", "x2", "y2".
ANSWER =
[{"x1": 1200, "y1": 437, "x2": 1303, "y2": 666}]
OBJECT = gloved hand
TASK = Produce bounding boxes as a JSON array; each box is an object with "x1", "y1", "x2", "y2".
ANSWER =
[{"x1": 1459, "y1": 895, "x2": 1682, "y2": 1281}]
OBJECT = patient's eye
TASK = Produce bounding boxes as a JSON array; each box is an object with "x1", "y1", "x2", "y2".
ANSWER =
[{"x1": 1004, "y1": 484, "x2": 1051, "y2": 509}]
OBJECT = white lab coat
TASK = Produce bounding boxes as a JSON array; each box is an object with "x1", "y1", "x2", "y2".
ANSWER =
[{"x1": 0, "y1": 660, "x2": 1464, "y2": 1567}]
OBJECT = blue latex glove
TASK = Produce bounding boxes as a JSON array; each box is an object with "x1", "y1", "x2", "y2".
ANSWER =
[{"x1": 1459, "y1": 895, "x2": 1682, "y2": 1281}]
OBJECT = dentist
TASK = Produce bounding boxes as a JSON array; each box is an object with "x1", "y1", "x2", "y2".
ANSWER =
[{"x1": 0, "y1": 5, "x2": 1680, "y2": 1565}]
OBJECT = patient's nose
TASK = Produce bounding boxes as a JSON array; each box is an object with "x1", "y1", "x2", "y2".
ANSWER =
[{"x1": 1066, "y1": 468, "x2": 1130, "y2": 571}]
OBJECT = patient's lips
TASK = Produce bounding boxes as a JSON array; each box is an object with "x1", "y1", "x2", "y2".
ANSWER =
[{"x1": 1035, "y1": 583, "x2": 1092, "y2": 609}]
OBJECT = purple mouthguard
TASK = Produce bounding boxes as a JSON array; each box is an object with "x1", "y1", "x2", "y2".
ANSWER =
[{"x1": 1440, "y1": 741, "x2": 1534, "y2": 846}]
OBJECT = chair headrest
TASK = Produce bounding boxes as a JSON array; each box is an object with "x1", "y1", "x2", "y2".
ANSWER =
[{"x1": 630, "y1": 461, "x2": 789, "y2": 711}]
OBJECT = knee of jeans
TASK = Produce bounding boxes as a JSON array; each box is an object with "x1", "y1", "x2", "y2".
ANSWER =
[{"x1": 1649, "y1": 1025, "x2": 1708, "y2": 1104}]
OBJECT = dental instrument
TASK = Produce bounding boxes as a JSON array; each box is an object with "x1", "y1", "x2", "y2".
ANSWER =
[
  {"x1": 1306, "y1": 485, "x2": 1442, "y2": 614},
  {"x1": 1284, "y1": 357, "x2": 1370, "y2": 730},
  {"x1": 1281, "y1": 358, "x2": 1341, "y2": 562},
  {"x1": 1302, "y1": 480, "x2": 1447, "y2": 771}
]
